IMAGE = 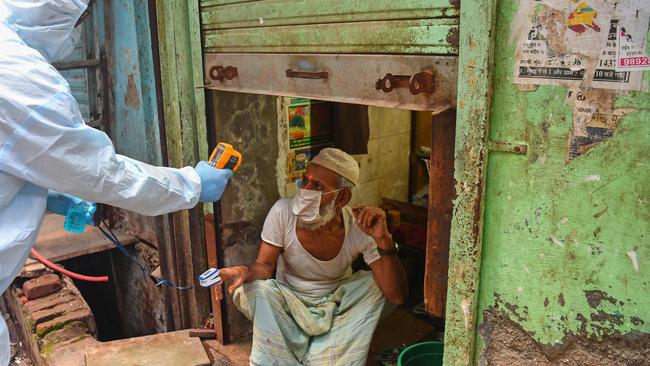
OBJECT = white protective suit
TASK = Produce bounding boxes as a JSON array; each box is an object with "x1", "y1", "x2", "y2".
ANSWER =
[{"x1": 0, "y1": 1, "x2": 204, "y2": 363}]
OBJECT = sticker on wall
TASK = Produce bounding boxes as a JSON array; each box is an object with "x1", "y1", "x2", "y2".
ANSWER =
[
  {"x1": 565, "y1": 88, "x2": 634, "y2": 160},
  {"x1": 615, "y1": 0, "x2": 650, "y2": 71},
  {"x1": 286, "y1": 98, "x2": 332, "y2": 182},
  {"x1": 513, "y1": 0, "x2": 647, "y2": 91}
]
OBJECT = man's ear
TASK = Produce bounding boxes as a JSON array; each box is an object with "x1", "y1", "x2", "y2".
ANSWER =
[{"x1": 336, "y1": 188, "x2": 352, "y2": 207}]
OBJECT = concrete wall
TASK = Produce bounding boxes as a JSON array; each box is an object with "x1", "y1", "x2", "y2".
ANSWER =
[
  {"x1": 351, "y1": 107, "x2": 411, "y2": 207},
  {"x1": 210, "y1": 91, "x2": 281, "y2": 341},
  {"x1": 475, "y1": 1, "x2": 650, "y2": 364}
]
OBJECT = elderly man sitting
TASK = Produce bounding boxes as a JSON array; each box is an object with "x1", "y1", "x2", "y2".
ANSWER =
[{"x1": 218, "y1": 148, "x2": 407, "y2": 366}]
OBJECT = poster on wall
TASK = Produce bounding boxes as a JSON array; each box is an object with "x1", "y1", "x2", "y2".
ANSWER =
[
  {"x1": 565, "y1": 88, "x2": 633, "y2": 160},
  {"x1": 616, "y1": 0, "x2": 650, "y2": 71},
  {"x1": 591, "y1": 17, "x2": 638, "y2": 89},
  {"x1": 286, "y1": 98, "x2": 332, "y2": 182},
  {"x1": 513, "y1": 0, "x2": 647, "y2": 91}
]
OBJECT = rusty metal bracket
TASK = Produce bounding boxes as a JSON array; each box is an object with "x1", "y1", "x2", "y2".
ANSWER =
[
  {"x1": 209, "y1": 65, "x2": 238, "y2": 82},
  {"x1": 488, "y1": 141, "x2": 528, "y2": 155},
  {"x1": 410, "y1": 71, "x2": 435, "y2": 94},
  {"x1": 375, "y1": 73, "x2": 410, "y2": 93},
  {"x1": 52, "y1": 58, "x2": 101, "y2": 70},
  {"x1": 376, "y1": 71, "x2": 435, "y2": 95},
  {"x1": 285, "y1": 69, "x2": 328, "y2": 79}
]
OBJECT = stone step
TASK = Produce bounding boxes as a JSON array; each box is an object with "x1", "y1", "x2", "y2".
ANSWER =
[
  {"x1": 45, "y1": 336, "x2": 100, "y2": 366},
  {"x1": 85, "y1": 330, "x2": 211, "y2": 366}
]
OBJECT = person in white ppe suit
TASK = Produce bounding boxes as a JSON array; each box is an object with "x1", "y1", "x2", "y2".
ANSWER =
[{"x1": 0, "y1": 1, "x2": 232, "y2": 364}]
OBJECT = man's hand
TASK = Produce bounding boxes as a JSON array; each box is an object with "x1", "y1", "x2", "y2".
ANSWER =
[
  {"x1": 216, "y1": 265, "x2": 248, "y2": 300},
  {"x1": 352, "y1": 205, "x2": 390, "y2": 241},
  {"x1": 195, "y1": 161, "x2": 233, "y2": 203}
]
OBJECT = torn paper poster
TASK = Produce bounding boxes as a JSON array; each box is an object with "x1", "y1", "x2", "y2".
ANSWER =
[
  {"x1": 513, "y1": 0, "x2": 646, "y2": 90},
  {"x1": 591, "y1": 17, "x2": 645, "y2": 90},
  {"x1": 615, "y1": 0, "x2": 650, "y2": 71},
  {"x1": 513, "y1": 0, "x2": 612, "y2": 86},
  {"x1": 565, "y1": 88, "x2": 634, "y2": 160}
]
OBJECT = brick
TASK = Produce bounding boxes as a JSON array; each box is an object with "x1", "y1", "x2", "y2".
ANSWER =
[
  {"x1": 41, "y1": 321, "x2": 91, "y2": 350},
  {"x1": 30, "y1": 300, "x2": 85, "y2": 325},
  {"x1": 24, "y1": 291, "x2": 74, "y2": 313},
  {"x1": 35, "y1": 308, "x2": 93, "y2": 337},
  {"x1": 23, "y1": 274, "x2": 62, "y2": 300}
]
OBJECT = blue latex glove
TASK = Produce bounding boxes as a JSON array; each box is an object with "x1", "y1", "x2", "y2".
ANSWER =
[
  {"x1": 195, "y1": 161, "x2": 233, "y2": 203},
  {"x1": 46, "y1": 191, "x2": 96, "y2": 225}
]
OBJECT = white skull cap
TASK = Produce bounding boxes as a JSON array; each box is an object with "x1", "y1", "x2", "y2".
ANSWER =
[{"x1": 309, "y1": 148, "x2": 359, "y2": 186}]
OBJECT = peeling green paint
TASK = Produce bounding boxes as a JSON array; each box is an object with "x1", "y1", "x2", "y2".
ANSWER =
[
  {"x1": 156, "y1": 0, "x2": 212, "y2": 328},
  {"x1": 200, "y1": 0, "x2": 459, "y2": 29},
  {"x1": 199, "y1": 0, "x2": 459, "y2": 55},
  {"x1": 443, "y1": 0, "x2": 496, "y2": 364},
  {"x1": 472, "y1": 0, "x2": 650, "y2": 360}
]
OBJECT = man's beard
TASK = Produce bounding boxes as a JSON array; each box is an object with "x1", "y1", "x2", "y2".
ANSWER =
[{"x1": 296, "y1": 198, "x2": 338, "y2": 231}]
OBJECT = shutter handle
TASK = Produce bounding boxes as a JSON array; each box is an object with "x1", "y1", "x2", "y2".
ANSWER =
[{"x1": 285, "y1": 69, "x2": 329, "y2": 79}]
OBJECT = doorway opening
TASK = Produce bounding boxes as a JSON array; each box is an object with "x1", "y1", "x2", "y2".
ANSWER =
[{"x1": 208, "y1": 92, "x2": 456, "y2": 365}]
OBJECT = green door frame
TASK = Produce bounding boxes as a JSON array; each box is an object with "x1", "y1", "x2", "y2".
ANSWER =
[
  {"x1": 154, "y1": 0, "x2": 212, "y2": 330},
  {"x1": 443, "y1": 0, "x2": 497, "y2": 364}
]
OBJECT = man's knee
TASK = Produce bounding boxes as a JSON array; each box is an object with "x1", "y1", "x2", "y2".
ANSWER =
[
  {"x1": 351, "y1": 270, "x2": 383, "y2": 296},
  {"x1": 336, "y1": 271, "x2": 385, "y2": 311},
  {"x1": 233, "y1": 279, "x2": 281, "y2": 310},
  {"x1": 243, "y1": 279, "x2": 280, "y2": 298},
  {"x1": 233, "y1": 279, "x2": 290, "y2": 325}
]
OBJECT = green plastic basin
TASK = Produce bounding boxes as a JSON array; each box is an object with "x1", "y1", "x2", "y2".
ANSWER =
[{"x1": 397, "y1": 341, "x2": 444, "y2": 366}]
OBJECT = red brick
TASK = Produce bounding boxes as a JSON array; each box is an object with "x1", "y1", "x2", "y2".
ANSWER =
[
  {"x1": 36, "y1": 308, "x2": 93, "y2": 337},
  {"x1": 30, "y1": 300, "x2": 85, "y2": 325},
  {"x1": 23, "y1": 274, "x2": 62, "y2": 300},
  {"x1": 41, "y1": 322, "x2": 91, "y2": 346},
  {"x1": 24, "y1": 291, "x2": 74, "y2": 313}
]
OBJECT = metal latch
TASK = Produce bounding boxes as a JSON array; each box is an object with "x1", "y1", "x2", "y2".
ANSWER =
[
  {"x1": 208, "y1": 65, "x2": 238, "y2": 82},
  {"x1": 375, "y1": 71, "x2": 435, "y2": 95},
  {"x1": 488, "y1": 141, "x2": 528, "y2": 155}
]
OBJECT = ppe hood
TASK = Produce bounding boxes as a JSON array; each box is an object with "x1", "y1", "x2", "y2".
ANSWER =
[{"x1": 0, "y1": 0, "x2": 89, "y2": 62}]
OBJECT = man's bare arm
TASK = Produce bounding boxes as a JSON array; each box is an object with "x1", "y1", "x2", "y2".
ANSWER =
[
  {"x1": 245, "y1": 242, "x2": 282, "y2": 281},
  {"x1": 354, "y1": 205, "x2": 408, "y2": 305},
  {"x1": 216, "y1": 241, "x2": 281, "y2": 299},
  {"x1": 368, "y1": 235, "x2": 408, "y2": 305}
]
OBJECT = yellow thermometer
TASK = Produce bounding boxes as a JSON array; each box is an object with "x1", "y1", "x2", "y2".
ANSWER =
[{"x1": 208, "y1": 143, "x2": 242, "y2": 172}]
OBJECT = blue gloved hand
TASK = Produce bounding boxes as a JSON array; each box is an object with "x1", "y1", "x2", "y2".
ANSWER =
[
  {"x1": 195, "y1": 161, "x2": 233, "y2": 203},
  {"x1": 46, "y1": 192, "x2": 96, "y2": 225},
  {"x1": 46, "y1": 191, "x2": 75, "y2": 216}
]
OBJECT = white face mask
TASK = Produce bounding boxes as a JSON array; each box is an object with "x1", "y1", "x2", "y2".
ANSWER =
[{"x1": 291, "y1": 188, "x2": 342, "y2": 224}]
